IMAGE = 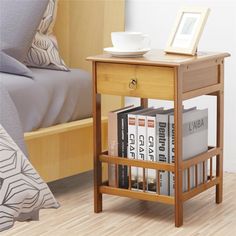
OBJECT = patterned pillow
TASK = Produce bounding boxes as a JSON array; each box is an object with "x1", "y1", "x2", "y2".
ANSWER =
[
  {"x1": 0, "y1": 125, "x2": 59, "y2": 232},
  {"x1": 25, "y1": 0, "x2": 69, "y2": 71}
]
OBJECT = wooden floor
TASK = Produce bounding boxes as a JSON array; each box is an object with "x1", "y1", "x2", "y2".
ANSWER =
[{"x1": 3, "y1": 172, "x2": 236, "y2": 236}]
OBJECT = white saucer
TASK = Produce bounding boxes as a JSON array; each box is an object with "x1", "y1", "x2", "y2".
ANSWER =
[{"x1": 104, "y1": 47, "x2": 151, "y2": 57}]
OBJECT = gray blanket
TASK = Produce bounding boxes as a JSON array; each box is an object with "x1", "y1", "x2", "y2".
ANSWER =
[
  {"x1": 0, "y1": 68, "x2": 92, "y2": 132},
  {"x1": 0, "y1": 82, "x2": 27, "y2": 155}
]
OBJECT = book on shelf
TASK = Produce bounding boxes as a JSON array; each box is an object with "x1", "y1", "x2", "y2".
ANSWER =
[
  {"x1": 117, "y1": 106, "x2": 143, "y2": 188},
  {"x1": 108, "y1": 105, "x2": 209, "y2": 196},
  {"x1": 108, "y1": 105, "x2": 134, "y2": 187},
  {"x1": 169, "y1": 108, "x2": 208, "y2": 195},
  {"x1": 156, "y1": 109, "x2": 174, "y2": 195},
  {"x1": 137, "y1": 108, "x2": 162, "y2": 190},
  {"x1": 145, "y1": 108, "x2": 165, "y2": 192},
  {"x1": 127, "y1": 107, "x2": 154, "y2": 190}
]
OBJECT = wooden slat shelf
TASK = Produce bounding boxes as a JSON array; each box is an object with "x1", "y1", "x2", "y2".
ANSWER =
[
  {"x1": 100, "y1": 185, "x2": 175, "y2": 205},
  {"x1": 182, "y1": 146, "x2": 221, "y2": 169},
  {"x1": 89, "y1": 50, "x2": 230, "y2": 227},
  {"x1": 99, "y1": 152, "x2": 175, "y2": 172},
  {"x1": 183, "y1": 177, "x2": 220, "y2": 201}
]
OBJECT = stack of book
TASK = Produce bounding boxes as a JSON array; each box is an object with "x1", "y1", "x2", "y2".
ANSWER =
[{"x1": 108, "y1": 105, "x2": 208, "y2": 196}]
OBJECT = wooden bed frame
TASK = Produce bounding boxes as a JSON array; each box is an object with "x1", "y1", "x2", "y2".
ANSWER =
[{"x1": 24, "y1": 0, "x2": 125, "y2": 182}]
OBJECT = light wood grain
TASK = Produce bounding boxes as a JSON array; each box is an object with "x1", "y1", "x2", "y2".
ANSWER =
[
  {"x1": 183, "y1": 65, "x2": 218, "y2": 92},
  {"x1": 87, "y1": 49, "x2": 230, "y2": 67},
  {"x1": 99, "y1": 153, "x2": 175, "y2": 172},
  {"x1": 3, "y1": 172, "x2": 236, "y2": 236},
  {"x1": 90, "y1": 50, "x2": 229, "y2": 227},
  {"x1": 174, "y1": 66, "x2": 184, "y2": 227},
  {"x1": 24, "y1": 0, "x2": 125, "y2": 182},
  {"x1": 216, "y1": 62, "x2": 224, "y2": 204},
  {"x1": 97, "y1": 62, "x2": 174, "y2": 100},
  {"x1": 100, "y1": 186, "x2": 175, "y2": 205},
  {"x1": 55, "y1": 0, "x2": 125, "y2": 115},
  {"x1": 26, "y1": 118, "x2": 108, "y2": 183}
]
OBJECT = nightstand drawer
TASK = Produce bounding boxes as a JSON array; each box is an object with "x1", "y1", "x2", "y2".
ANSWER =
[{"x1": 96, "y1": 63, "x2": 174, "y2": 100}]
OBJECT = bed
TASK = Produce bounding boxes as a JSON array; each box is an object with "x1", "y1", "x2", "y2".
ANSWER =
[{"x1": 22, "y1": 0, "x2": 125, "y2": 182}]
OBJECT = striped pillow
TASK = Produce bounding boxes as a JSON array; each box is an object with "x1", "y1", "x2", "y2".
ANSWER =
[{"x1": 25, "y1": 0, "x2": 69, "y2": 71}]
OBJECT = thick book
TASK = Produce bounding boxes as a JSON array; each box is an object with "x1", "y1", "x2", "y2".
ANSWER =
[
  {"x1": 169, "y1": 108, "x2": 208, "y2": 195},
  {"x1": 145, "y1": 108, "x2": 164, "y2": 192},
  {"x1": 137, "y1": 114, "x2": 147, "y2": 190},
  {"x1": 108, "y1": 105, "x2": 134, "y2": 187},
  {"x1": 156, "y1": 109, "x2": 173, "y2": 196},
  {"x1": 127, "y1": 107, "x2": 154, "y2": 190},
  {"x1": 169, "y1": 107, "x2": 196, "y2": 196},
  {"x1": 117, "y1": 106, "x2": 143, "y2": 188}
]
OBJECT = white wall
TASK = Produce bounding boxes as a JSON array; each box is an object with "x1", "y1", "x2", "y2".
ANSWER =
[{"x1": 125, "y1": 0, "x2": 236, "y2": 172}]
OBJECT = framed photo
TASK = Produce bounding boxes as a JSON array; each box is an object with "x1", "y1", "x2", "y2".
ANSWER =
[{"x1": 165, "y1": 7, "x2": 210, "y2": 55}]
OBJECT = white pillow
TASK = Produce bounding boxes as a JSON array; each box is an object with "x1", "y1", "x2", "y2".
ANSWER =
[{"x1": 0, "y1": 125, "x2": 59, "y2": 232}]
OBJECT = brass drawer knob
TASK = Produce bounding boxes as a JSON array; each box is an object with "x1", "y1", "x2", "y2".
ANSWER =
[{"x1": 129, "y1": 78, "x2": 138, "y2": 90}]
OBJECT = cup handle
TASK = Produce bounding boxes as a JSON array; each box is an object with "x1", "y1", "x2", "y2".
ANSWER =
[{"x1": 143, "y1": 34, "x2": 151, "y2": 48}]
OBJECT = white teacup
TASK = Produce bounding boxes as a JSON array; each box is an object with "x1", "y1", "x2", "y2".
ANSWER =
[{"x1": 111, "y1": 32, "x2": 150, "y2": 51}]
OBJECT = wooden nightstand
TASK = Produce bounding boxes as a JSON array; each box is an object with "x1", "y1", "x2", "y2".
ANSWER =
[{"x1": 87, "y1": 49, "x2": 230, "y2": 227}]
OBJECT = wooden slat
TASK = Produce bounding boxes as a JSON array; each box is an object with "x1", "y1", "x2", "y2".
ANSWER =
[
  {"x1": 203, "y1": 161, "x2": 206, "y2": 183},
  {"x1": 183, "y1": 177, "x2": 220, "y2": 201},
  {"x1": 143, "y1": 168, "x2": 146, "y2": 191},
  {"x1": 99, "y1": 154, "x2": 175, "y2": 172},
  {"x1": 24, "y1": 117, "x2": 108, "y2": 141},
  {"x1": 182, "y1": 147, "x2": 221, "y2": 169},
  {"x1": 182, "y1": 84, "x2": 222, "y2": 100},
  {"x1": 100, "y1": 186, "x2": 174, "y2": 205},
  {"x1": 187, "y1": 168, "x2": 191, "y2": 192},
  {"x1": 195, "y1": 165, "x2": 198, "y2": 187},
  {"x1": 128, "y1": 166, "x2": 131, "y2": 190},
  {"x1": 210, "y1": 157, "x2": 213, "y2": 180},
  {"x1": 157, "y1": 170, "x2": 160, "y2": 195}
]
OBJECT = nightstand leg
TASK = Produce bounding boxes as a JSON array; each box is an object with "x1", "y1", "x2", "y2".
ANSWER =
[
  {"x1": 93, "y1": 61, "x2": 103, "y2": 213},
  {"x1": 216, "y1": 63, "x2": 224, "y2": 204},
  {"x1": 174, "y1": 67, "x2": 183, "y2": 227},
  {"x1": 141, "y1": 98, "x2": 148, "y2": 108},
  {"x1": 93, "y1": 93, "x2": 103, "y2": 213}
]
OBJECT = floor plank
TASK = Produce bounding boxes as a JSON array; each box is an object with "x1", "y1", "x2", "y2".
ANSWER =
[{"x1": 3, "y1": 172, "x2": 236, "y2": 236}]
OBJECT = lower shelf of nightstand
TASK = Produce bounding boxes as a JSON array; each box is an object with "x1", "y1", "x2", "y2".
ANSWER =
[
  {"x1": 100, "y1": 176, "x2": 219, "y2": 205},
  {"x1": 100, "y1": 185, "x2": 174, "y2": 204}
]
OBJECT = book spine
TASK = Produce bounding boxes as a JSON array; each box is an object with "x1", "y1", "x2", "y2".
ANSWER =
[
  {"x1": 128, "y1": 114, "x2": 138, "y2": 189},
  {"x1": 108, "y1": 112, "x2": 117, "y2": 187},
  {"x1": 117, "y1": 113, "x2": 128, "y2": 188},
  {"x1": 169, "y1": 115, "x2": 175, "y2": 196},
  {"x1": 156, "y1": 114, "x2": 169, "y2": 196},
  {"x1": 137, "y1": 115, "x2": 147, "y2": 190},
  {"x1": 146, "y1": 116, "x2": 157, "y2": 192}
]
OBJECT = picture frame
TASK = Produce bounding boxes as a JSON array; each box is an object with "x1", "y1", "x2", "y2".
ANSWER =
[{"x1": 165, "y1": 7, "x2": 210, "y2": 55}]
